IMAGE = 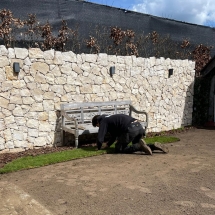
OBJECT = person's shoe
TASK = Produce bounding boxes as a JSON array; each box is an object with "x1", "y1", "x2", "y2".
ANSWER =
[
  {"x1": 153, "y1": 142, "x2": 169, "y2": 153},
  {"x1": 139, "y1": 139, "x2": 152, "y2": 155}
]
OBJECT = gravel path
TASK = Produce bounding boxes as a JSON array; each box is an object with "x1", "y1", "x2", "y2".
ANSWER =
[{"x1": 0, "y1": 128, "x2": 215, "y2": 215}]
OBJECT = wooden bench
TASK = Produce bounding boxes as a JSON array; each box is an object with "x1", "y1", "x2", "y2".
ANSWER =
[{"x1": 60, "y1": 100, "x2": 149, "y2": 148}]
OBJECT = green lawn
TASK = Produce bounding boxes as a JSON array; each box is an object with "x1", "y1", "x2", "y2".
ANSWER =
[{"x1": 0, "y1": 136, "x2": 179, "y2": 174}]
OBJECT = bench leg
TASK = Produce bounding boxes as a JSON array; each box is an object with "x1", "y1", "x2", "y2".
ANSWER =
[
  {"x1": 75, "y1": 137, "x2": 79, "y2": 148},
  {"x1": 61, "y1": 130, "x2": 65, "y2": 146}
]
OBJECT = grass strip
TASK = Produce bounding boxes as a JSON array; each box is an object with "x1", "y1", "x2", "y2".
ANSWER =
[{"x1": 0, "y1": 136, "x2": 179, "y2": 174}]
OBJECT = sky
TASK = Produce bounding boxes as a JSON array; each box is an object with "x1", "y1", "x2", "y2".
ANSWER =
[{"x1": 86, "y1": 0, "x2": 215, "y2": 27}]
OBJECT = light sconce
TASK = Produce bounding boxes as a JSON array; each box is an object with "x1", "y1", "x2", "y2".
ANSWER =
[
  {"x1": 168, "y1": 69, "x2": 173, "y2": 78},
  {"x1": 13, "y1": 62, "x2": 20, "y2": 73},
  {"x1": 110, "y1": 66, "x2": 115, "y2": 77}
]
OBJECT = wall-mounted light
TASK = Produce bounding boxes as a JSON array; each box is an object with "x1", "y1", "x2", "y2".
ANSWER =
[
  {"x1": 168, "y1": 69, "x2": 173, "y2": 78},
  {"x1": 13, "y1": 62, "x2": 20, "y2": 73},
  {"x1": 110, "y1": 66, "x2": 115, "y2": 77}
]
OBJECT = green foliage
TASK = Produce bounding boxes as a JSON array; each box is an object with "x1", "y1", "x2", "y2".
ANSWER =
[
  {"x1": 0, "y1": 136, "x2": 179, "y2": 174},
  {"x1": 0, "y1": 148, "x2": 107, "y2": 174},
  {"x1": 145, "y1": 136, "x2": 179, "y2": 144}
]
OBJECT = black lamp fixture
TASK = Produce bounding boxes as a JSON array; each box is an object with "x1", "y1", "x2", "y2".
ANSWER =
[
  {"x1": 168, "y1": 68, "x2": 173, "y2": 78},
  {"x1": 110, "y1": 66, "x2": 115, "y2": 77},
  {"x1": 13, "y1": 62, "x2": 20, "y2": 73}
]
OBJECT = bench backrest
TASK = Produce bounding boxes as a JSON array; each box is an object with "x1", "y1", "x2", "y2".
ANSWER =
[{"x1": 61, "y1": 101, "x2": 131, "y2": 126}]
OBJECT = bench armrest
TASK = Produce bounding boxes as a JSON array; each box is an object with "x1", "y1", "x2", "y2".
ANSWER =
[
  {"x1": 129, "y1": 104, "x2": 149, "y2": 127},
  {"x1": 61, "y1": 110, "x2": 77, "y2": 121},
  {"x1": 61, "y1": 111, "x2": 86, "y2": 130},
  {"x1": 61, "y1": 110, "x2": 79, "y2": 129}
]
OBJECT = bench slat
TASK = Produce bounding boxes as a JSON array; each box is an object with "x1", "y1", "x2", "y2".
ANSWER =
[{"x1": 61, "y1": 100, "x2": 131, "y2": 110}]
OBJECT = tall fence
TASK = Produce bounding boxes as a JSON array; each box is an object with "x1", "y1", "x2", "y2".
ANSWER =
[{"x1": 1, "y1": 0, "x2": 215, "y2": 56}]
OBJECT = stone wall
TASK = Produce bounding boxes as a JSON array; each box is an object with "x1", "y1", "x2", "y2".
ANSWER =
[{"x1": 0, "y1": 45, "x2": 195, "y2": 153}]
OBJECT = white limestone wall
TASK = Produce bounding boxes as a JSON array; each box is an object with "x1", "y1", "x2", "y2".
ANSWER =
[{"x1": 0, "y1": 45, "x2": 195, "y2": 152}]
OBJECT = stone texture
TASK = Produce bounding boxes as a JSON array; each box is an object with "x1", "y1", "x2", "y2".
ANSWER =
[
  {"x1": 27, "y1": 119, "x2": 39, "y2": 129},
  {"x1": 5, "y1": 66, "x2": 18, "y2": 80},
  {"x1": 34, "y1": 137, "x2": 47, "y2": 147},
  {"x1": 29, "y1": 48, "x2": 44, "y2": 59},
  {"x1": 0, "y1": 97, "x2": 9, "y2": 109},
  {"x1": 13, "y1": 106, "x2": 24, "y2": 116},
  {"x1": 0, "y1": 46, "x2": 195, "y2": 152},
  {"x1": 0, "y1": 68, "x2": 6, "y2": 82},
  {"x1": 0, "y1": 45, "x2": 8, "y2": 55},
  {"x1": 44, "y1": 49, "x2": 55, "y2": 60},
  {"x1": 54, "y1": 51, "x2": 63, "y2": 64},
  {"x1": 85, "y1": 54, "x2": 98, "y2": 63},
  {"x1": 0, "y1": 56, "x2": 9, "y2": 67},
  {"x1": 14, "y1": 48, "x2": 28, "y2": 59},
  {"x1": 31, "y1": 62, "x2": 49, "y2": 75},
  {"x1": 13, "y1": 130, "x2": 24, "y2": 141}
]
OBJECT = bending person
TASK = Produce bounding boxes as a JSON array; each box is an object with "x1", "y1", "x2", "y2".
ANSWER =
[{"x1": 92, "y1": 114, "x2": 169, "y2": 155}]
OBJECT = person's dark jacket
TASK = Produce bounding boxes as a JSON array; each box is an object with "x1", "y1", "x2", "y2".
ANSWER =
[{"x1": 96, "y1": 114, "x2": 136, "y2": 150}]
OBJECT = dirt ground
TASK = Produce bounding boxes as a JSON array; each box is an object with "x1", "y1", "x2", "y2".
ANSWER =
[{"x1": 0, "y1": 127, "x2": 215, "y2": 215}]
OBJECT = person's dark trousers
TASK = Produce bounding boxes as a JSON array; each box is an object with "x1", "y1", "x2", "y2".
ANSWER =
[{"x1": 115, "y1": 121, "x2": 145, "y2": 153}]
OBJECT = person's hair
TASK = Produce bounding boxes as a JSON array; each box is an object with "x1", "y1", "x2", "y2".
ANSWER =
[{"x1": 92, "y1": 115, "x2": 100, "y2": 127}]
